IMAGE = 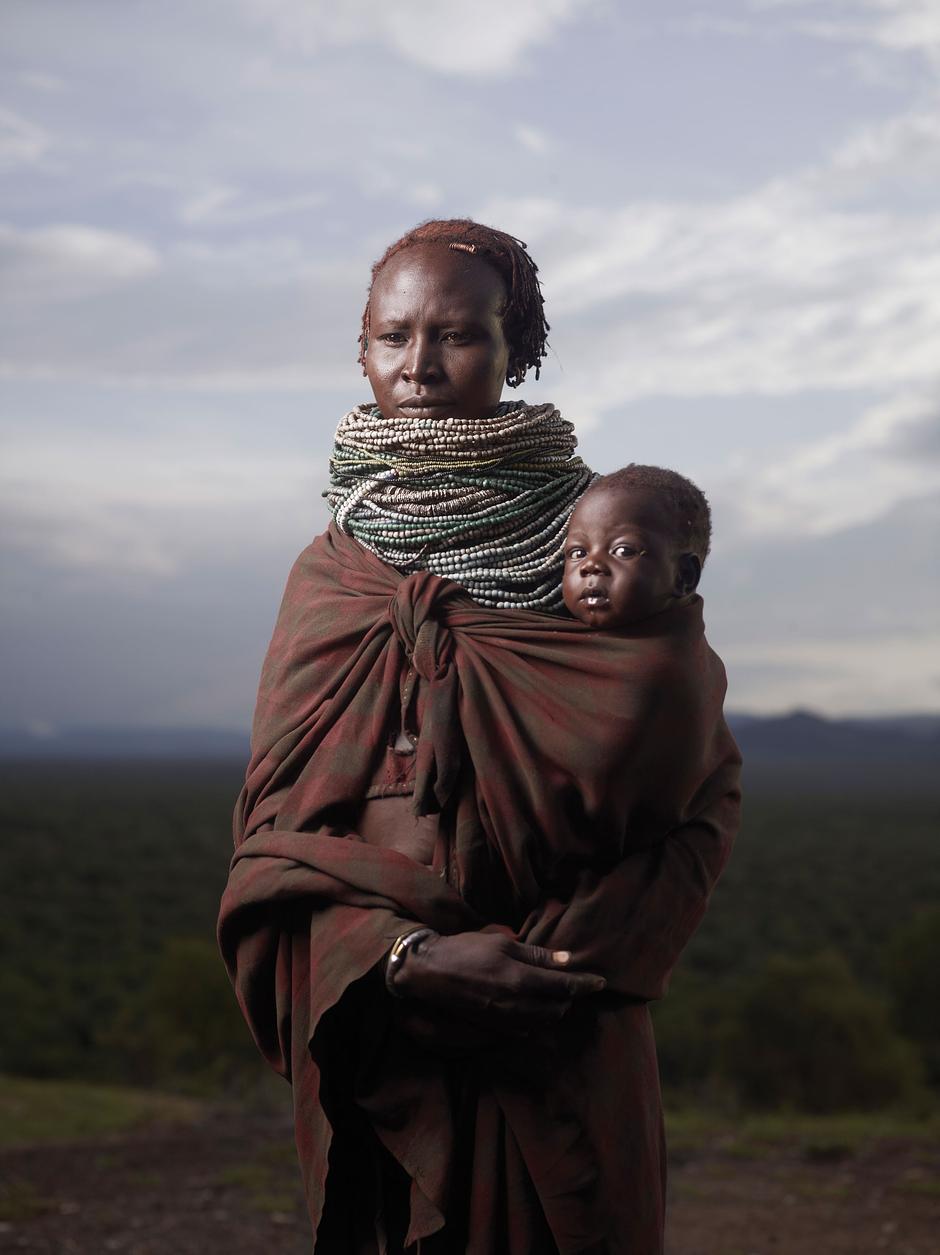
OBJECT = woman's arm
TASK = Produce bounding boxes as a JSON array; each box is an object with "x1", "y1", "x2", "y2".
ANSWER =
[{"x1": 519, "y1": 759, "x2": 741, "y2": 1000}]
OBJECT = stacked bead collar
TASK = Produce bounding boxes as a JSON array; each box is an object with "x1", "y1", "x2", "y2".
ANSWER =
[{"x1": 324, "y1": 402, "x2": 595, "y2": 610}]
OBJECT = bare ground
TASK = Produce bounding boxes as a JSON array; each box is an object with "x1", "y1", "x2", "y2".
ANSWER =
[{"x1": 1, "y1": 1112, "x2": 938, "y2": 1255}]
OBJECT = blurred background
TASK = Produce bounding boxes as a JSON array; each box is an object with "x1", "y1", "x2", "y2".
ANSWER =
[{"x1": 1, "y1": 2, "x2": 938, "y2": 1252}]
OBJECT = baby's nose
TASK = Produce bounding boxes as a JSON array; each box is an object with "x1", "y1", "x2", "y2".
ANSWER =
[{"x1": 580, "y1": 553, "x2": 608, "y2": 574}]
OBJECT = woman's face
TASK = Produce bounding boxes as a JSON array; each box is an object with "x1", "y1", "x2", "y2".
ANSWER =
[{"x1": 364, "y1": 243, "x2": 511, "y2": 422}]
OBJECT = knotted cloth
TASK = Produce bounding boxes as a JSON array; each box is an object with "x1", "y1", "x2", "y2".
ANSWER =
[
  {"x1": 324, "y1": 401, "x2": 594, "y2": 609},
  {"x1": 218, "y1": 525, "x2": 741, "y2": 1253}
]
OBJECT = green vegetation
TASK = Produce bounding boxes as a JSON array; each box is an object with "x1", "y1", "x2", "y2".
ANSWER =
[
  {"x1": 0, "y1": 761, "x2": 252, "y2": 1088},
  {"x1": 653, "y1": 790, "x2": 940, "y2": 1111},
  {"x1": 215, "y1": 1142, "x2": 302, "y2": 1215},
  {"x1": 0, "y1": 1177, "x2": 54, "y2": 1222},
  {"x1": 676, "y1": 793, "x2": 940, "y2": 982},
  {"x1": 0, "y1": 761, "x2": 938, "y2": 1114},
  {"x1": 886, "y1": 906, "x2": 940, "y2": 1083},
  {"x1": 720, "y1": 950, "x2": 921, "y2": 1111},
  {"x1": 663, "y1": 1106, "x2": 940, "y2": 1164},
  {"x1": 0, "y1": 1073, "x2": 201, "y2": 1146},
  {"x1": 105, "y1": 936, "x2": 261, "y2": 1089}
]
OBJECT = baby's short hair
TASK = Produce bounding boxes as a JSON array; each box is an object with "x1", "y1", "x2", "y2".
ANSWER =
[{"x1": 584, "y1": 464, "x2": 712, "y2": 564}]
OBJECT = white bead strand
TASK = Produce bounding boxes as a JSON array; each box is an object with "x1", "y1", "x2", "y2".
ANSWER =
[{"x1": 325, "y1": 402, "x2": 595, "y2": 610}]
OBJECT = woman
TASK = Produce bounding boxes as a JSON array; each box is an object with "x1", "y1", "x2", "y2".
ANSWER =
[{"x1": 218, "y1": 220, "x2": 741, "y2": 1254}]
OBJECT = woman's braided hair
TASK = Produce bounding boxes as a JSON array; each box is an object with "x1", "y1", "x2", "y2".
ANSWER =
[{"x1": 358, "y1": 218, "x2": 550, "y2": 388}]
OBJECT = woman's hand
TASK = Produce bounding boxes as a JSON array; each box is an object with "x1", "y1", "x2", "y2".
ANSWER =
[{"x1": 392, "y1": 931, "x2": 605, "y2": 1036}]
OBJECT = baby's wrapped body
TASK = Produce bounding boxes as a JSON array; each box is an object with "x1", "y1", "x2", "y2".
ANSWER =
[{"x1": 218, "y1": 524, "x2": 741, "y2": 1254}]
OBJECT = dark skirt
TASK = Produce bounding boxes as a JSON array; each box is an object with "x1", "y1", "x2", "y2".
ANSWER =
[{"x1": 314, "y1": 973, "x2": 559, "y2": 1255}]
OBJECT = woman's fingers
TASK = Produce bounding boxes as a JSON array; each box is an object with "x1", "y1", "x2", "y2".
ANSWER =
[
  {"x1": 505, "y1": 939, "x2": 606, "y2": 996},
  {"x1": 510, "y1": 962, "x2": 606, "y2": 1002},
  {"x1": 506, "y1": 940, "x2": 570, "y2": 968}
]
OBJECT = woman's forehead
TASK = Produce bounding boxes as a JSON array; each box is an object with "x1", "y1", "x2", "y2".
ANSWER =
[{"x1": 370, "y1": 242, "x2": 507, "y2": 315}]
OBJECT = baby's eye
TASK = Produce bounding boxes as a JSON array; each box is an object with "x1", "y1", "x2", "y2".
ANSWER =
[
  {"x1": 566, "y1": 546, "x2": 586, "y2": 560},
  {"x1": 612, "y1": 544, "x2": 638, "y2": 558}
]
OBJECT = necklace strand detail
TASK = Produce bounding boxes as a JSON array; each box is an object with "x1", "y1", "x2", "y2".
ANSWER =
[{"x1": 325, "y1": 402, "x2": 594, "y2": 609}]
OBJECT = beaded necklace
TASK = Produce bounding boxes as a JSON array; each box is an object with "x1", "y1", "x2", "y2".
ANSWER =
[{"x1": 325, "y1": 402, "x2": 595, "y2": 610}]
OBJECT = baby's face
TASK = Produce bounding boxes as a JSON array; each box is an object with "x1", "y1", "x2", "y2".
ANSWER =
[{"x1": 562, "y1": 485, "x2": 686, "y2": 628}]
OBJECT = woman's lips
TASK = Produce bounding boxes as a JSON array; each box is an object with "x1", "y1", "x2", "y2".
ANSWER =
[{"x1": 398, "y1": 397, "x2": 454, "y2": 414}]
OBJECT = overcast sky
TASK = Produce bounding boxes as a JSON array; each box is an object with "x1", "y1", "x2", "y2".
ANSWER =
[{"x1": 2, "y1": 0, "x2": 939, "y2": 730}]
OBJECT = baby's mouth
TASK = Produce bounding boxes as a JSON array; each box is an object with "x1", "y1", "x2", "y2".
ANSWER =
[{"x1": 579, "y1": 587, "x2": 609, "y2": 608}]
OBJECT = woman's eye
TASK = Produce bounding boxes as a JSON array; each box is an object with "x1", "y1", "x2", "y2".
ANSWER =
[
  {"x1": 379, "y1": 332, "x2": 406, "y2": 345},
  {"x1": 442, "y1": 331, "x2": 469, "y2": 344}
]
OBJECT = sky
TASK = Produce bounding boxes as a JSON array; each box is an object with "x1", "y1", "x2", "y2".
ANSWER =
[{"x1": 1, "y1": 0, "x2": 939, "y2": 731}]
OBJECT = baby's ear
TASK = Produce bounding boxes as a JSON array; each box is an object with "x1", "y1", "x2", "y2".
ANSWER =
[{"x1": 675, "y1": 553, "x2": 701, "y2": 597}]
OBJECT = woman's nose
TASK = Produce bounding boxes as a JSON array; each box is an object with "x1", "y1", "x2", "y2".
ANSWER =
[{"x1": 401, "y1": 338, "x2": 441, "y2": 383}]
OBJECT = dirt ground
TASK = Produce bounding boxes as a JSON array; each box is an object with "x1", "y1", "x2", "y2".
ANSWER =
[{"x1": 1, "y1": 1112, "x2": 938, "y2": 1255}]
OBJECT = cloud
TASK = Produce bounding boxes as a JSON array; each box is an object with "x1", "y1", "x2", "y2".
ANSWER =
[
  {"x1": 5, "y1": 1, "x2": 576, "y2": 215},
  {"x1": 718, "y1": 392, "x2": 940, "y2": 539},
  {"x1": 725, "y1": 630, "x2": 940, "y2": 714},
  {"x1": 236, "y1": 0, "x2": 596, "y2": 77},
  {"x1": 480, "y1": 184, "x2": 940, "y2": 409},
  {"x1": 751, "y1": 0, "x2": 940, "y2": 68},
  {"x1": 15, "y1": 70, "x2": 67, "y2": 93},
  {"x1": 828, "y1": 107, "x2": 940, "y2": 184},
  {"x1": 473, "y1": 85, "x2": 940, "y2": 541},
  {"x1": 179, "y1": 185, "x2": 326, "y2": 226},
  {"x1": 0, "y1": 427, "x2": 324, "y2": 580},
  {"x1": 11, "y1": 145, "x2": 939, "y2": 405},
  {"x1": 891, "y1": 401, "x2": 940, "y2": 458},
  {"x1": 0, "y1": 222, "x2": 161, "y2": 300},
  {"x1": 0, "y1": 105, "x2": 51, "y2": 170},
  {"x1": 515, "y1": 124, "x2": 552, "y2": 155},
  {"x1": 783, "y1": 392, "x2": 940, "y2": 471},
  {"x1": 705, "y1": 489, "x2": 940, "y2": 713},
  {"x1": 0, "y1": 229, "x2": 366, "y2": 389}
]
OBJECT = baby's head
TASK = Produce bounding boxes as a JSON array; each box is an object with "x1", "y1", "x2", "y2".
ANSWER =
[{"x1": 562, "y1": 464, "x2": 711, "y2": 628}]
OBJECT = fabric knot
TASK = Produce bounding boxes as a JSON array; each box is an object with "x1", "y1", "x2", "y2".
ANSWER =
[
  {"x1": 387, "y1": 571, "x2": 463, "y2": 815},
  {"x1": 388, "y1": 571, "x2": 461, "y2": 679}
]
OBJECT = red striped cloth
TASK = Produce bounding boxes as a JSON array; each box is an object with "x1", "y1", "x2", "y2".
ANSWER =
[{"x1": 218, "y1": 524, "x2": 741, "y2": 1253}]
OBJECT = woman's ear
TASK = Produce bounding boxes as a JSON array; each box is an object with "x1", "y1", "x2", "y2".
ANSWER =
[{"x1": 674, "y1": 553, "x2": 701, "y2": 597}]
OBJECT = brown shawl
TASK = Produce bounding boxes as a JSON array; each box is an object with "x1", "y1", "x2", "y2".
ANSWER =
[{"x1": 218, "y1": 524, "x2": 741, "y2": 1253}]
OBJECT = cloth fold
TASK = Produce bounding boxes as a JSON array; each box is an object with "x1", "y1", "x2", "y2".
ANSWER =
[{"x1": 218, "y1": 524, "x2": 741, "y2": 1253}]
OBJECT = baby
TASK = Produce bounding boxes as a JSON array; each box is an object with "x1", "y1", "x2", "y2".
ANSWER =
[{"x1": 562, "y1": 463, "x2": 710, "y2": 627}]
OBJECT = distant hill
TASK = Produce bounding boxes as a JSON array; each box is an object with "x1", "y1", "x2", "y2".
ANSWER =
[
  {"x1": 0, "y1": 713, "x2": 937, "y2": 786},
  {"x1": 728, "y1": 709, "x2": 940, "y2": 761},
  {"x1": 727, "y1": 710, "x2": 940, "y2": 793},
  {"x1": 0, "y1": 726, "x2": 248, "y2": 760}
]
